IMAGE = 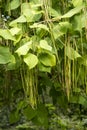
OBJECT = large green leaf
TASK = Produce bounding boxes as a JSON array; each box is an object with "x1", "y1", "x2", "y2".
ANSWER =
[
  {"x1": 15, "y1": 41, "x2": 32, "y2": 56},
  {"x1": 59, "y1": 22, "x2": 72, "y2": 33},
  {"x1": 0, "y1": 46, "x2": 14, "y2": 64},
  {"x1": 53, "y1": 22, "x2": 72, "y2": 39},
  {"x1": 38, "y1": 62, "x2": 51, "y2": 73},
  {"x1": 48, "y1": 7, "x2": 61, "y2": 18},
  {"x1": 9, "y1": 110, "x2": 20, "y2": 124},
  {"x1": 10, "y1": 0, "x2": 20, "y2": 10},
  {"x1": 30, "y1": 23, "x2": 49, "y2": 32},
  {"x1": 72, "y1": 0, "x2": 83, "y2": 7},
  {"x1": 24, "y1": 53, "x2": 38, "y2": 69},
  {"x1": 61, "y1": 5, "x2": 84, "y2": 18},
  {"x1": 23, "y1": 105, "x2": 37, "y2": 120},
  {"x1": 78, "y1": 55, "x2": 87, "y2": 66},
  {"x1": 9, "y1": 15, "x2": 26, "y2": 27},
  {"x1": 21, "y1": 3, "x2": 42, "y2": 22},
  {"x1": 39, "y1": 52, "x2": 56, "y2": 67},
  {"x1": 23, "y1": 8, "x2": 42, "y2": 22},
  {"x1": 10, "y1": 27, "x2": 21, "y2": 36},
  {"x1": 0, "y1": 29, "x2": 15, "y2": 41},
  {"x1": 33, "y1": 104, "x2": 48, "y2": 127},
  {"x1": 65, "y1": 46, "x2": 81, "y2": 60},
  {"x1": 71, "y1": 14, "x2": 83, "y2": 31},
  {"x1": 40, "y1": 40, "x2": 52, "y2": 51}
]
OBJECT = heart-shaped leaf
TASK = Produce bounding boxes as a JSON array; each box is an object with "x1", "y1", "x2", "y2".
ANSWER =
[
  {"x1": 40, "y1": 40, "x2": 52, "y2": 51},
  {"x1": 15, "y1": 41, "x2": 32, "y2": 56},
  {"x1": 39, "y1": 52, "x2": 56, "y2": 67},
  {"x1": 24, "y1": 53, "x2": 38, "y2": 69}
]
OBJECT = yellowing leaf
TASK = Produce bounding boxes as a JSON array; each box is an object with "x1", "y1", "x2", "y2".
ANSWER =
[
  {"x1": 10, "y1": 27, "x2": 21, "y2": 36},
  {"x1": 15, "y1": 41, "x2": 32, "y2": 56},
  {"x1": 24, "y1": 53, "x2": 38, "y2": 69},
  {"x1": 0, "y1": 29, "x2": 16, "y2": 41},
  {"x1": 40, "y1": 40, "x2": 52, "y2": 51}
]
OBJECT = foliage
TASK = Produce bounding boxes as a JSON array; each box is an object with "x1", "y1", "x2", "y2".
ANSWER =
[{"x1": 0, "y1": 0, "x2": 87, "y2": 129}]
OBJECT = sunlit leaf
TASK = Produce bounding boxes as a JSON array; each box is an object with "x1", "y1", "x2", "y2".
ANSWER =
[
  {"x1": 59, "y1": 22, "x2": 72, "y2": 33},
  {"x1": 61, "y1": 5, "x2": 84, "y2": 18},
  {"x1": 23, "y1": 8, "x2": 42, "y2": 22},
  {"x1": 24, "y1": 53, "x2": 38, "y2": 69},
  {"x1": 10, "y1": 0, "x2": 20, "y2": 10},
  {"x1": 30, "y1": 23, "x2": 49, "y2": 32},
  {"x1": 0, "y1": 29, "x2": 16, "y2": 41},
  {"x1": 9, "y1": 15, "x2": 26, "y2": 26},
  {"x1": 48, "y1": 7, "x2": 61, "y2": 17},
  {"x1": 21, "y1": 3, "x2": 42, "y2": 22},
  {"x1": 10, "y1": 27, "x2": 21, "y2": 36},
  {"x1": 15, "y1": 41, "x2": 32, "y2": 56},
  {"x1": 40, "y1": 40, "x2": 52, "y2": 51},
  {"x1": 53, "y1": 22, "x2": 72, "y2": 39},
  {"x1": 72, "y1": 0, "x2": 83, "y2": 7},
  {"x1": 14, "y1": 34, "x2": 22, "y2": 45}
]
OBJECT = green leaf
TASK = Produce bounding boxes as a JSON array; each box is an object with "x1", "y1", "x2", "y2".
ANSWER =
[
  {"x1": 78, "y1": 55, "x2": 87, "y2": 66},
  {"x1": 10, "y1": 0, "x2": 20, "y2": 10},
  {"x1": 24, "y1": 53, "x2": 38, "y2": 69},
  {"x1": 53, "y1": 25, "x2": 64, "y2": 39},
  {"x1": 48, "y1": 7, "x2": 61, "y2": 18},
  {"x1": 23, "y1": 8, "x2": 42, "y2": 22},
  {"x1": 59, "y1": 22, "x2": 72, "y2": 33},
  {"x1": 65, "y1": 46, "x2": 81, "y2": 60},
  {"x1": 33, "y1": 104, "x2": 48, "y2": 127},
  {"x1": 0, "y1": 46, "x2": 14, "y2": 64},
  {"x1": 36, "y1": 28, "x2": 48, "y2": 38},
  {"x1": 78, "y1": 95, "x2": 86, "y2": 105},
  {"x1": 70, "y1": 94, "x2": 79, "y2": 104},
  {"x1": 14, "y1": 34, "x2": 22, "y2": 45},
  {"x1": 9, "y1": 110, "x2": 20, "y2": 124},
  {"x1": 30, "y1": 23, "x2": 49, "y2": 32},
  {"x1": 53, "y1": 22, "x2": 72, "y2": 39},
  {"x1": 39, "y1": 52, "x2": 56, "y2": 67},
  {"x1": 38, "y1": 62, "x2": 51, "y2": 73},
  {"x1": 0, "y1": 29, "x2": 16, "y2": 41},
  {"x1": 40, "y1": 40, "x2": 52, "y2": 51},
  {"x1": 72, "y1": 0, "x2": 83, "y2": 7},
  {"x1": 21, "y1": 3, "x2": 42, "y2": 22},
  {"x1": 15, "y1": 41, "x2": 32, "y2": 56},
  {"x1": 71, "y1": 14, "x2": 83, "y2": 31},
  {"x1": 6, "y1": 55, "x2": 21, "y2": 70},
  {"x1": 16, "y1": 123, "x2": 35, "y2": 129},
  {"x1": 61, "y1": 5, "x2": 84, "y2": 18},
  {"x1": 23, "y1": 105, "x2": 37, "y2": 120},
  {"x1": 10, "y1": 27, "x2": 21, "y2": 36},
  {"x1": 9, "y1": 15, "x2": 26, "y2": 27}
]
